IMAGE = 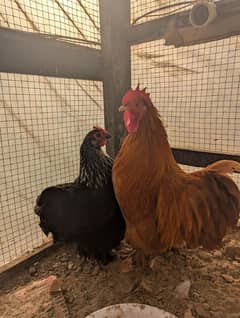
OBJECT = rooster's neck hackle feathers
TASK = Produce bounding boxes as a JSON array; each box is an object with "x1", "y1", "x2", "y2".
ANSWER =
[
  {"x1": 78, "y1": 136, "x2": 113, "y2": 189},
  {"x1": 127, "y1": 97, "x2": 181, "y2": 177}
]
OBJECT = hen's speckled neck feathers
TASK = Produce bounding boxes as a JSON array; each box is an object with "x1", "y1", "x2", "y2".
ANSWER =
[{"x1": 76, "y1": 134, "x2": 113, "y2": 189}]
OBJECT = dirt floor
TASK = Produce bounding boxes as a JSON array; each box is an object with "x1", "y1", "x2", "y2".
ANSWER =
[{"x1": 0, "y1": 227, "x2": 240, "y2": 318}]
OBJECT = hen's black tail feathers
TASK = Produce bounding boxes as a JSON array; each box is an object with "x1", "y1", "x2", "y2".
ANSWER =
[
  {"x1": 34, "y1": 194, "x2": 43, "y2": 216},
  {"x1": 34, "y1": 188, "x2": 57, "y2": 239}
]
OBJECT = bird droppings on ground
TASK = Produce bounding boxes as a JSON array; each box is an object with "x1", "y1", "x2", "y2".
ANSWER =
[
  {"x1": 175, "y1": 280, "x2": 191, "y2": 299},
  {"x1": 0, "y1": 229, "x2": 240, "y2": 318}
]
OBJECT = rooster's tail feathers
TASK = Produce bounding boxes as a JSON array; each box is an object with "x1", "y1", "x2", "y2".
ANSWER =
[
  {"x1": 155, "y1": 171, "x2": 240, "y2": 251},
  {"x1": 206, "y1": 160, "x2": 240, "y2": 174}
]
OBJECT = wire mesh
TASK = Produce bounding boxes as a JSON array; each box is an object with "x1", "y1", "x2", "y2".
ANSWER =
[
  {"x1": 131, "y1": 0, "x2": 192, "y2": 24},
  {"x1": 132, "y1": 37, "x2": 240, "y2": 155},
  {"x1": 0, "y1": 0, "x2": 240, "y2": 269},
  {"x1": 0, "y1": 0, "x2": 100, "y2": 47},
  {"x1": 131, "y1": 3, "x2": 240, "y2": 188},
  {"x1": 0, "y1": 74, "x2": 104, "y2": 267}
]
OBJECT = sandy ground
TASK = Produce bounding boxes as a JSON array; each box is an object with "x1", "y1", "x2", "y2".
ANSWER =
[{"x1": 0, "y1": 226, "x2": 240, "y2": 318}]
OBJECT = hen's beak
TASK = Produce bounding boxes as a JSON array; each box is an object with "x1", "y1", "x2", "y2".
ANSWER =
[
  {"x1": 105, "y1": 132, "x2": 111, "y2": 139},
  {"x1": 119, "y1": 105, "x2": 127, "y2": 112}
]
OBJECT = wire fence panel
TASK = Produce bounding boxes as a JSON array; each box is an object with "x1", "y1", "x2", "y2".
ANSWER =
[
  {"x1": 131, "y1": 0, "x2": 191, "y2": 25},
  {"x1": 0, "y1": 0, "x2": 100, "y2": 47},
  {"x1": 0, "y1": 0, "x2": 240, "y2": 269},
  {"x1": 131, "y1": 37, "x2": 240, "y2": 187},
  {"x1": 132, "y1": 37, "x2": 240, "y2": 155},
  {"x1": 0, "y1": 74, "x2": 104, "y2": 267},
  {"x1": 131, "y1": 1, "x2": 240, "y2": 188}
]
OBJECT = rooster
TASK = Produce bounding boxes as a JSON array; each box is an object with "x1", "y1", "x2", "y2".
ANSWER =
[
  {"x1": 112, "y1": 86, "x2": 240, "y2": 259},
  {"x1": 35, "y1": 127, "x2": 125, "y2": 264}
]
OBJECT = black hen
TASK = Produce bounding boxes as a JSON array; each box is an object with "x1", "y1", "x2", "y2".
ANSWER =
[{"x1": 34, "y1": 127, "x2": 125, "y2": 264}]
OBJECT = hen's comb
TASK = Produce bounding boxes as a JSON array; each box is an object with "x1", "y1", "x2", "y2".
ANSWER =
[{"x1": 93, "y1": 126, "x2": 109, "y2": 134}]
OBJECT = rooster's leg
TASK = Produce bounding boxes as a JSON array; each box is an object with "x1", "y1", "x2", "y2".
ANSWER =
[
  {"x1": 170, "y1": 247, "x2": 181, "y2": 254},
  {"x1": 134, "y1": 249, "x2": 149, "y2": 269}
]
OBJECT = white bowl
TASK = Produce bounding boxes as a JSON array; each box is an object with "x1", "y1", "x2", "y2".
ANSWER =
[{"x1": 85, "y1": 303, "x2": 177, "y2": 318}]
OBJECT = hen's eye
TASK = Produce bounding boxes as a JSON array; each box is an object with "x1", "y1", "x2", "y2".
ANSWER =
[{"x1": 96, "y1": 132, "x2": 101, "y2": 138}]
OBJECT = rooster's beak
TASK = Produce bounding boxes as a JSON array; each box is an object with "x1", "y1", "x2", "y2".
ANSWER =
[{"x1": 119, "y1": 105, "x2": 127, "y2": 112}]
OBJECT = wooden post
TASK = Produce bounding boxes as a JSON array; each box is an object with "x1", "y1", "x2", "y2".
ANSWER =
[{"x1": 99, "y1": 0, "x2": 131, "y2": 157}]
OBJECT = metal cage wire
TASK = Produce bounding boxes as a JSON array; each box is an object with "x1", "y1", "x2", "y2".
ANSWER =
[
  {"x1": 131, "y1": 37, "x2": 240, "y2": 155},
  {"x1": 0, "y1": 74, "x2": 104, "y2": 266},
  {"x1": 131, "y1": 0, "x2": 240, "y2": 185},
  {"x1": 0, "y1": 0, "x2": 101, "y2": 47},
  {"x1": 0, "y1": 0, "x2": 239, "y2": 268},
  {"x1": 0, "y1": 0, "x2": 103, "y2": 267},
  {"x1": 131, "y1": 0, "x2": 192, "y2": 25}
]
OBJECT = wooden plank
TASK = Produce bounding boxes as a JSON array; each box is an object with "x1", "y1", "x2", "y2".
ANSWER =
[
  {"x1": 1, "y1": 275, "x2": 69, "y2": 318},
  {"x1": 99, "y1": 0, "x2": 131, "y2": 157},
  {"x1": 0, "y1": 239, "x2": 54, "y2": 274},
  {"x1": 128, "y1": 15, "x2": 173, "y2": 46},
  {"x1": 172, "y1": 148, "x2": 240, "y2": 168},
  {"x1": 0, "y1": 27, "x2": 102, "y2": 81},
  {"x1": 165, "y1": 8, "x2": 240, "y2": 47}
]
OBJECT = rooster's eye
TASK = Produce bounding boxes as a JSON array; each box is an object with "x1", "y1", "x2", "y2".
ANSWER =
[{"x1": 96, "y1": 132, "x2": 101, "y2": 138}]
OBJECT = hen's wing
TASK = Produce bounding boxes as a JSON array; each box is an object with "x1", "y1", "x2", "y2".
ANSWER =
[{"x1": 156, "y1": 170, "x2": 240, "y2": 251}]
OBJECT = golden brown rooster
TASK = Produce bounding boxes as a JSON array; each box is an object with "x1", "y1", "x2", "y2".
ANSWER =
[{"x1": 112, "y1": 85, "x2": 240, "y2": 258}]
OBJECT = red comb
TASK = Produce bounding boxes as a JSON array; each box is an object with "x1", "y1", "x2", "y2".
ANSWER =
[
  {"x1": 122, "y1": 84, "x2": 152, "y2": 105},
  {"x1": 93, "y1": 126, "x2": 109, "y2": 134},
  {"x1": 135, "y1": 84, "x2": 147, "y2": 93}
]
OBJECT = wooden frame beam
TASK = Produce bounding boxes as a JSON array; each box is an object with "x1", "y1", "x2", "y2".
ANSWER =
[
  {"x1": 99, "y1": 0, "x2": 131, "y2": 157},
  {"x1": 128, "y1": 14, "x2": 173, "y2": 46},
  {"x1": 0, "y1": 27, "x2": 102, "y2": 81},
  {"x1": 172, "y1": 148, "x2": 240, "y2": 167}
]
